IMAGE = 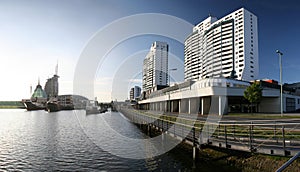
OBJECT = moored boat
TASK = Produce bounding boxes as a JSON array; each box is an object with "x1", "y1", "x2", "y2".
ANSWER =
[
  {"x1": 22, "y1": 80, "x2": 47, "y2": 111},
  {"x1": 85, "y1": 100, "x2": 100, "y2": 115},
  {"x1": 46, "y1": 95, "x2": 75, "y2": 112},
  {"x1": 46, "y1": 100, "x2": 60, "y2": 112},
  {"x1": 23, "y1": 99, "x2": 46, "y2": 111}
]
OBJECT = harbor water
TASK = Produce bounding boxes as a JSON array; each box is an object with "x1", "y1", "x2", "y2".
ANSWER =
[{"x1": 0, "y1": 109, "x2": 238, "y2": 171}]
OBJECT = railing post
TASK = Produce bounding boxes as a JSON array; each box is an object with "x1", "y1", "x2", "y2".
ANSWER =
[
  {"x1": 174, "y1": 122, "x2": 175, "y2": 136},
  {"x1": 207, "y1": 123, "x2": 210, "y2": 143},
  {"x1": 162, "y1": 119, "x2": 164, "y2": 132},
  {"x1": 166, "y1": 119, "x2": 168, "y2": 132},
  {"x1": 233, "y1": 122, "x2": 236, "y2": 139},
  {"x1": 217, "y1": 124, "x2": 220, "y2": 138},
  {"x1": 282, "y1": 126, "x2": 286, "y2": 156},
  {"x1": 249, "y1": 122, "x2": 253, "y2": 151},
  {"x1": 182, "y1": 123, "x2": 183, "y2": 138},
  {"x1": 276, "y1": 152, "x2": 300, "y2": 172},
  {"x1": 225, "y1": 125, "x2": 228, "y2": 148},
  {"x1": 274, "y1": 121, "x2": 277, "y2": 143},
  {"x1": 192, "y1": 127, "x2": 197, "y2": 161}
]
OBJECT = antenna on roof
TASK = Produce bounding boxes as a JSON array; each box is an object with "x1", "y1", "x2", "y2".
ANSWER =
[{"x1": 38, "y1": 77, "x2": 40, "y2": 85}]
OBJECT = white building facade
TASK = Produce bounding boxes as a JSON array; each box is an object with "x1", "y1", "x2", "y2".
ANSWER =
[
  {"x1": 142, "y1": 41, "x2": 169, "y2": 91},
  {"x1": 184, "y1": 8, "x2": 259, "y2": 81}
]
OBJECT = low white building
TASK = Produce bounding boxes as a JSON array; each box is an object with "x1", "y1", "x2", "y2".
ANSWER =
[{"x1": 138, "y1": 78, "x2": 300, "y2": 115}]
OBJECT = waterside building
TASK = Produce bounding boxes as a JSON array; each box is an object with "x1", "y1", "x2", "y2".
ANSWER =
[
  {"x1": 142, "y1": 41, "x2": 169, "y2": 92},
  {"x1": 184, "y1": 8, "x2": 258, "y2": 81}
]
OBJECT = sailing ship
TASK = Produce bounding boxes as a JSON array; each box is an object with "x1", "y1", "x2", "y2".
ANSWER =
[
  {"x1": 22, "y1": 80, "x2": 47, "y2": 111},
  {"x1": 46, "y1": 95, "x2": 75, "y2": 112},
  {"x1": 23, "y1": 63, "x2": 89, "y2": 112}
]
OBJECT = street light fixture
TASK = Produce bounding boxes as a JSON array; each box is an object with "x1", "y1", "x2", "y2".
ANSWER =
[
  {"x1": 276, "y1": 50, "x2": 283, "y2": 116},
  {"x1": 168, "y1": 68, "x2": 177, "y2": 113}
]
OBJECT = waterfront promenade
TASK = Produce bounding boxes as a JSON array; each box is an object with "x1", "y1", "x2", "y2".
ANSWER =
[{"x1": 115, "y1": 102, "x2": 300, "y2": 157}]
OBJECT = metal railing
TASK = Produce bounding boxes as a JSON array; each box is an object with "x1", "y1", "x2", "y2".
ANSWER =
[
  {"x1": 276, "y1": 151, "x2": 300, "y2": 172},
  {"x1": 117, "y1": 105, "x2": 300, "y2": 157}
]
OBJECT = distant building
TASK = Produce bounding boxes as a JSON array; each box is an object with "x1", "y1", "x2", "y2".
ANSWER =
[
  {"x1": 129, "y1": 88, "x2": 134, "y2": 100},
  {"x1": 45, "y1": 64, "x2": 59, "y2": 98},
  {"x1": 134, "y1": 86, "x2": 141, "y2": 99},
  {"x1": 142, "y1": 41, "x2": 169, "y2": 92},
  {"x1": 284, "y1": 82, "x2": 300, "y2": 96},
  {"x1": 129, "y1": 86, "x2": 141, "y2": 100},
  {"x1": 184, "y1": 8, "x2": 259, "y2": 81},
  {"x1": 31, "y1": 79, "x2": 47, "y2": 103}
]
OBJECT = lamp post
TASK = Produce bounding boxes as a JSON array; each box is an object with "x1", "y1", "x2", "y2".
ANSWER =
[
  {"x1": 168, "y1": 68, "x2": 177, "y2": 113},
  {"x1": 276, "y1": 50, "x2": 283, "y2": 116}
]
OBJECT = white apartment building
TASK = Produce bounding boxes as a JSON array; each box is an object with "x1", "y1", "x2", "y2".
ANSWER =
[
  {"x1": 142, "y1": 41, "x2": 169, "y2": 91},
  {"x1": 185, "y1": 8, "x2": 259, "y2": 81}
]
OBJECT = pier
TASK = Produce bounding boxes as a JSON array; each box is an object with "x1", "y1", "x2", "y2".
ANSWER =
[{"x1": 115, "y1": 102, "x2": 300, "y2": 158}]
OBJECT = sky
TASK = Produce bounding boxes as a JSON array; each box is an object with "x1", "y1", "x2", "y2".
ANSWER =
[{"x1": 0, "y1": 0, "x2": 300, "y2": 101}]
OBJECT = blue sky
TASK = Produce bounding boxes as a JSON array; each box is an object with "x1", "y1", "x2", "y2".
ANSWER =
[{"x1": 0, "y1": 0, "x2": 300, "y2": 101}]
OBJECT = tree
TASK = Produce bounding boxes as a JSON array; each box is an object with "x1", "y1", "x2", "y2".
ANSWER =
[{"x1": 244, "y1": 82, "x2": 262, "y2": 114}]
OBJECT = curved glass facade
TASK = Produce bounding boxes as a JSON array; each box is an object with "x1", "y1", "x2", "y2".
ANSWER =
[{"x1": 31, "y1": 84, "x2": 47, "y2": 98}]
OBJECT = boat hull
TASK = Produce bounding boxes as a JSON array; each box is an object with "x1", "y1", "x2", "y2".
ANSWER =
[
  {"x1": 24, "y1": 101, "x2": 46, "y2": 111},
  {"x1": 46, "y1": 102, "x2": 60, "y2": 112}
]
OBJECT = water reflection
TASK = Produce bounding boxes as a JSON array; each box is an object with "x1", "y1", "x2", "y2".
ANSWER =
[{"x1": 0, "y1": 109, "x2": 239, "y2": 171}]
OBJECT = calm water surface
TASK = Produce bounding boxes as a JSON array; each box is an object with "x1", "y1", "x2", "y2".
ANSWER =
[{"x1": 0, "y1": 109, "x2": 236, "y2": 171}]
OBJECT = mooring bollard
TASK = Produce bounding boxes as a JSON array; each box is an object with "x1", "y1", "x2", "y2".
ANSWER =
[{"x1": 148, "y1": 124, "x2": 151, "y2": 136}]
